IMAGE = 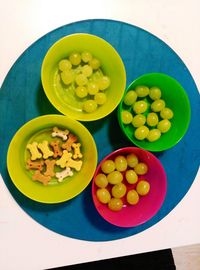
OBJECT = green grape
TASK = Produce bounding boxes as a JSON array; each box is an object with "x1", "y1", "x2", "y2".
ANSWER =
[
  {"x1": 107, "y1": 171, "x2": 123, "y2": 185},
  {"x1": 133, "y1": 100, "x2": 148, "y2": 114},
  {"x1": 75, "y1": 86, "x2": 88, "y2": 98},
  {"x1": 132, "y1": 114, "x2": 146, "y2": 128},
  {"x1": 136, "y1": 180, "x2": 150, "y2": 196},
  {"x1": 125, "y1": 169, "x2": 138, "y2": 184},
  {"x1": 126, "y1": 153, "x2": 138, "y2": 168},
  {"x1": 75, "y1": 74, "x2": 88, "y2": 86},
  {"x1": 146, "y1": 112, "x2": 159, "y2": 127},
  {"x1": 151, "y1": 99, "x2": 165, "y2": 112},
  {"x1": 94, "y1": 92, "x2": 107, "y2": 105},
  {"x1": 60, "y1": 70, "x2": 74, "y2": 85},
  {"x1": 134, "y1": 162, "x2": 148, "y2": 175},
  {"x1": 157, "y1": 119, "x2": 171, "y2": 133},
  {"x1": 134, "y1": 126, "x2": 149, "y2": 140},
  {"x1": 81, "y1": 51, "x2": 93, "y2": 63},
  {"x1": 146, "y1": 129, "x2": 161, "y2": 142},
  {"x1": 121, "y1": 111, "x2": 133, "y2": 125},
  {"x1": 101, "y1": 159, "x2": 115, "y2": 174},
  {"x1": 95, "y1": 173, "x2": 108, "y2": 188},
  {"x1": 126, "y1": 190, "x2": 139, "y2": 205},
  {"x1": 87, "y1": 82, "x2": 99, "y2": 95},
  {"x1": 96, "y1": 188, "x2": 111, "y2": 204},
  {"x1": 123, "y1": 90, "x2": 137, "y2": 106},
  {"x1": 114, "y1": 155, "x2": 128, "y2": 172},
  {"x1": 98, "y1": 76, "x2": 111, "y2": 90},
  {"x1": 160, "y1": 107, "x2": 174, "y2": 119},
  {"x1": 69, "y1": 52, "x2": 81, "y2": 66},
  {"x1": 108, "y1": 198, "x2": 123, "y2": 211},
  {"x1": 111, "y1": 183, "x2": 127, "y2": 198},
  {"x1": 149, "y1": 87, "x2": 162, "y2": 100},
  {"x1": 83, "y1": 99, "x2": 97, "y2": 113},
  {"x1": 82, "y1": 65, "x2": 93, "y2": 77},
  {"x1": 58, "y1": 59, "x2": 72, "y2": 71},
  {"x1": 89, "y1": 58, "x2": 101, "y2": 69},
  {"x1": 91, "y1": 69, "x2": 104, "y2": 81},
  {"x1": 135, "y1": 85, "x2": 149, "y2": 97}
]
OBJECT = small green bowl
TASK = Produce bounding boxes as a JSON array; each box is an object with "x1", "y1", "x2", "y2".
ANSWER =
[
  {"x1": 118, "y1": 73, "x2": 191, "y2": 152},
  {"x1": 7, "y1": 115, "x2": 98, "y2": 203},
  {"x1": 41, "y1": 33, "x2": 126, "y2": 121}
]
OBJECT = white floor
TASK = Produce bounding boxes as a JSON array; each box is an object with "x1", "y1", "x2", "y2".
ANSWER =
[{"x1": 172, "y1": 244, "x2": 200, "y2": 270}]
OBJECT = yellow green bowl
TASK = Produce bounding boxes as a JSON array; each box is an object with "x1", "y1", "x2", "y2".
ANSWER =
[
  {"x1": 7, "y1": 115, "x2": 98, "y2": 203},
  {"x1": 41, "y1": 33, "x2": 126, "y2": 121},
  {"x1": 118, "y1": 73, "x2": 191, "y2": 152}
]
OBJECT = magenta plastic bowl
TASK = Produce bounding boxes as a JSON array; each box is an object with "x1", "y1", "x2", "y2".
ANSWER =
[{"x1": 92, "y1": 147, "x2": 167, "y2": 227}]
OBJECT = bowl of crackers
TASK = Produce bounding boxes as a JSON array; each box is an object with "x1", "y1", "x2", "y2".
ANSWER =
[{"x1": 7, "y1": 114, "x2": 97, "y2": 203}]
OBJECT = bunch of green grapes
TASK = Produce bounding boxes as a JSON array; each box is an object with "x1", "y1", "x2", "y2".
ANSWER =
[
  {"x1": 122, "y1": 85, "x2": 174, "y2": 142},
  {"x1": 95, "y1": 153, "x2": 150, "y2": 211},
  {"x1": 58, "y1": 51, "x2": 111, "y2": 113}
]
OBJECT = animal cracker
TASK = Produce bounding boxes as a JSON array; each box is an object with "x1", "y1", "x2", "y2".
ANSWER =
[
  {"x1": 26, "y1": 142, "x2": 42, "y2": 161},
  {"x1": 66, "y1": 158, "x2": 83, "y2": 171},
  {"x1": 52, "y1": 127, "x2": 69, "y2": 141},
  {"x1": 26, "y1": 159, "x2": 44, "y2": 171},
  {"x1": 72, "y1": 143, "x2": 83, "y2": 159},
  {"x1": 50, "y1": 140, "x2": 63, "y2": 158},
  {"x1": 44, "y1": 159, "x2": 56, "y2": 177},
  {"x1": 61, "y1": 133, "x2": 77, "y2": 151},
  {"x1": 55, "y1": 167, "x2": 73, "y2": 182},
  {"x1": 32, "y1": 170, "x2": 51, "y2": 185},
  {"x1": 56, "y1": 150, "x2": 72, "y2": 168},
  {"x1": 38, "y1": 140, "x2": 54, "y2": 159}
]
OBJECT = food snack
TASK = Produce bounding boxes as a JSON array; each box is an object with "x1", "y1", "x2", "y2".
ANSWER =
[
  {"x1": 26, "y1": 127, "x2": 83, "y2": 185},
  {"x1": 95, "y1": 153, "x2": 150, "y2": 211},
  {"x1": 55, "y1": 167, "x2": 73, "y2": 182},
  {"x1": 71, "y1": 143, "x2": 83, "y2": 159},
  {"x1": 38, "y1": 141, "x2": 54, "y2": 159},
  {"x1": 66, "y1": 158, "x2": 83, "y2": 171},
  {"x1": 26, "y1": 159, "x2": 44, "y2": 171},
  {"x1": 56, "y1": 150, "x2": 72, "y2": 168},
  {"x1": 44, "y1": 159, "x2": 56, "y2": 177},
  {"x1": 26, "y1": 142, "x2": 42, "y2": 161},
  {"x1": 52, "y1": 127, "x2": 69, "y2": 141},
  {"x1": 50, "y1": 140, "x2": 63, "y2": 158},
  {"x1": 58, "y1": 51, "x2": 111, "y2": 113},
  {"x1": 122, "y1": 85, "x2": 174, "y2": 142},
  {"x1": 108, "y1": 198, "x2": 123, "y2": 211},
  {"x1": 62, "y1": 133, "x2": 77, "y2": 151},
  {"x1": 32, "y1": 170, "x2": 51, "y2": 186}
]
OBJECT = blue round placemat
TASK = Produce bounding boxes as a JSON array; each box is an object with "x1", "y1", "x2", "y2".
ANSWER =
[{"x1": 0, "y1": 19, "x2": 199, "y2": 241}]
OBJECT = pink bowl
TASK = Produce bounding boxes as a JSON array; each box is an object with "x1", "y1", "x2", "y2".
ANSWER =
[{"x1": 92, "y1": 147, "x2": 167, "y2": 227}]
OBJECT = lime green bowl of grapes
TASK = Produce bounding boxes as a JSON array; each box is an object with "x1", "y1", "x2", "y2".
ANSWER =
[
  {"x1": 118, "y1": 73, "x2": 191, "y2": 152},
  {"x1": 41, "y1": 33, "x2": 126, "y2": 121}
]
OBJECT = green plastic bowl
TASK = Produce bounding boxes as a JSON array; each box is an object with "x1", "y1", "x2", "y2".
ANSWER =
[
  {"x1": 118, "y1": 73, "x2": 191, "y2": 152},
  {"x1": 7, "y1": 115, "x2": 98, "y2": 203},
  {"x1": 41, "y1": 33, "x2": 126, "y2": 121}
]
